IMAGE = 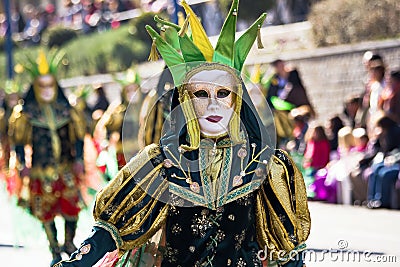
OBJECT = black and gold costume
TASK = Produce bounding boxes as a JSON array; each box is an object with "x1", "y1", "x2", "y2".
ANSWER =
[
  {"x1": 55, "y1": 64, "x2": 310, "y2": 267},
  {"x1": 9, "y1": 82, "x2": 86, "y2": 266}
]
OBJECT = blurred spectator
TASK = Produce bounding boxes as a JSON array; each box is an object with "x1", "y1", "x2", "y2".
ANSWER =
[
  {"x1": 378, "y1": 70, "x2": 400, "y2": 124},
  {"x1": 22, "y1": 4, "x2": 48, "y2": 44},
  {"x1": 337, "y1": 126, "x2": 355, "y2": 154},
  {"x1": 358, "y1": 115, "x2": 400, "y2": 208},
  {"x1": 302, "y1": 124, "x2": 330, "y2": 199},
  {"x1": 348, "y1": 127, "x2": 370, "y2": 205},
  {"x1": 10, "y1": 2, "x2": 26, "y2": 34},
  {"x1": 0, "y1": 13, "x2": 6, "y2": 37},
  {"x1": 287, "y1": 105, "x2": 312, "y2": 154},
  {"x1": 352, "y1": 127, "x2": 369, "y2": 152},
  {"x1": 321, "y1": 127, "x2": 367, "y2": 205},
  {"x1": 272, "y1": 0, "x2": 311, "y2": 25},
  {"x1": 0, "y1": 82, "x2": 23, "y2": 175},
  {"x1": 61, "y1": 0, "x2": 84, "y2": 30},
  {"x1": 303, "y1": 125, "x2": 330, "y2": 171},
  {"x1": 329, "y1": 126, "x2": 355, "y2": 204},
  {"x1": 87, "y1": 85, "x2": 110, "y2": 136},
  {"x1": 91, "y1": 85, "x2": 110, "y2": 113},
  {"x1": 342, "y1": 93, "x2": 364, "y2": 128},
  {"x1": 361, "y1": 54, "x2": 386, "y2": 136},
  {"x1": 267, "y1": 59, "x2": 315, "y2": 115},
  {"x1": 325, "y1": 115, "x2": 344, "y2": 158},
  {"x1": 266, "y1": 59, "x2": 315, "y2": 147},
  {"x1": 195, "y1": 0, "x2": 224, "y2": 36}
]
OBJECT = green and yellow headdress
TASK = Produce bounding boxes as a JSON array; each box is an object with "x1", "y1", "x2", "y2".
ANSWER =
[
  {"x1": 22, "y1": 49, "x2": 65, "y2": 79},
  {"x1": 145, "y1": 0, "x2": 267, "y2": 151},
  {"x1": 146, "y1": 0, "x2": 266, "y2": 72}
]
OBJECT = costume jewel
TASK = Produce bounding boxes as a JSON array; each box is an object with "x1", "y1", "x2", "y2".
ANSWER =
[
  {"x1": 233, "y1": 175, "x2": 243, "y2": 187},
  {"x1": 190, "y1": 182, "x2": 200, "y2": 193},
  {"x1": 255, "y1": 168, "x2": 264, "y2": 177},
  {"x1": 237, "y1": 148, "x2": 247, "y2": 158},
  {"x1": 163, "y1": 159, "x2": 174, "y2": 168}
]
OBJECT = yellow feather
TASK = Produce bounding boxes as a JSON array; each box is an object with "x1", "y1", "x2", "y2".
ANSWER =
[
  {"x1": 37, "y1": 50, "x2": 49, "y2": 75},
  {"x1": 181, "y1": 0, "x2": 214, "y2": 61}
]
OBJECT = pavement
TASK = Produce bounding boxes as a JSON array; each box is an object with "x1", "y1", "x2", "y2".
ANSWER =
[{"x1": 0, "y1": 181, "x2": 399, "y2": 267}]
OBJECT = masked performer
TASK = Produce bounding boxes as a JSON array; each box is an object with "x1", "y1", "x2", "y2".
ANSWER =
[
  {"x1": 0, "y1": 80, "x2": 23, "y2": 192},
  {"x1": 93, "y1": 68, "x2": 143, "y2": 182},
  {"x1": 54, "y1": 1, "x2": 310, "y2": 266},
  {"x1": 138, "y1": 65, "x2": 174, "y2": 150},
  {"x1": 8, "y1": 50, "x2": 86, "y2": 266}
]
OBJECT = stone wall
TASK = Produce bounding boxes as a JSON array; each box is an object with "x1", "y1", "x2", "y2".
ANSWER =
[
  {"x1": 60, "y1": 21, "x2": 400, "y2": 124},
  {"x1": 246, "y1": 38, "x2": 400, "y2": 124}
]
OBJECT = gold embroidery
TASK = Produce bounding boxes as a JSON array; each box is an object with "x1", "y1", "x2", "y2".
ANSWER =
[
  {"x1": 255, "y1": 150, "x2": 311, "y2": 264},
  {"x1": 111, "y1": 164, "x2": 164, "y2": 223},
  {"x1": 94, "y1": 144, "x2": 160, "y2": 217}
]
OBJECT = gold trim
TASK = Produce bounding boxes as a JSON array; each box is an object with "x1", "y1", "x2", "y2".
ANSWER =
[
  {"x1": 119, "y1": 181, "x2": 168, "y2": 236},
  {"x1": 120, "y1": 205, "x2": 169, "y2": 255},
  {"x1": 169, "y1": 183, "x2": 206, "y2": 206},
  {"x1": 111, "y1": 163, "x2": 163, "y2": 223},
  {"x1": 94, "y1": 220, "x2": 123, "y2": 248},
  {"x1": 95, "y1": 144, "x2": 160, "y2": 216}
]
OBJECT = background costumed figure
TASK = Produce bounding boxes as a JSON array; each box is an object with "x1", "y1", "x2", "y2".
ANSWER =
[
  {"x1": 0, "y1": 79, "x2": 24, "y2": 195},
  {"x1": 8, "y1": 50, "x2": 86, "y2": 266},
  {"x1": 94, "y1": 67, "x2": 144, "y2": 182}
]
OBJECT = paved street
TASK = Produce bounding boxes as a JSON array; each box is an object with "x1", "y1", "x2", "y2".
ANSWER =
[{"x1": 0, "y1": 182, "x2": 399, "y2": 267}]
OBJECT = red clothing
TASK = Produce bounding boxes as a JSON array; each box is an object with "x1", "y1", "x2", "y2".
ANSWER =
[
  {"x1": 303, "y1": 139, "x2": 330, "y2": 170},
  {"x1": 26, "y1": 173, "x2": 81, "y2": 222}
]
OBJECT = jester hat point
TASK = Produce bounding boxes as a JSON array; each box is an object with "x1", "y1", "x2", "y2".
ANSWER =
[{"x1": 145, "y1": 0, "x2": 266, "y2": 73}]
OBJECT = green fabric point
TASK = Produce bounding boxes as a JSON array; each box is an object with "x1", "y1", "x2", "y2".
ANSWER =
[
  {"x1": 213, "y1": 0, "x2": 238, "y2": 66},
  {"x1": 154, "y1": 15, "x2": 205, "y2": 62},
  {"x1": 145, "y1": 25, "x2": 184, "y2": 67},
  {"x1": 180, "y1": 35, "x2": 206, "y2": 62},
  {"x1": 234, "y1": 13, "x2": 267, "y2": 71}
]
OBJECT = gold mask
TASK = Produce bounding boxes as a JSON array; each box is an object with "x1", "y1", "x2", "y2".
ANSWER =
[
  {"x1": 186, "y1": 69, "x2": 236, "y2": 138},
  {"x1": 34, "y1": 75, "x2": 57, "y2": 103}
]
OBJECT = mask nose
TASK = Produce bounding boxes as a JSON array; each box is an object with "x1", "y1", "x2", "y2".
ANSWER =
[{"x1": 208, "y1": 97, "x2": 220, "y2": 112}]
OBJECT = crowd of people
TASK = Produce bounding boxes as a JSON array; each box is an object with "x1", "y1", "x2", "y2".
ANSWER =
[
  {"x1": 0, "y1": 0, "x2": 168, "y2": 45},
  {"x1": 259, "y1": 55, "x2": 400, "y2": 210}
]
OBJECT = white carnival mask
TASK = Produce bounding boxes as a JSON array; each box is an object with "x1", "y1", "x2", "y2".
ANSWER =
[{"x1": 186, "y1": 69, "x2": 236, "y2": 138}]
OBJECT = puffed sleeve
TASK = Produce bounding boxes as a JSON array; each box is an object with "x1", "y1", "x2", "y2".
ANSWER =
[
  {"x1": 256, "y1": 149, "x2": 311, "y2": 265},
  {"x1": 69, "y1": 107, "x2": 86, "y2": 160},
  {"x1": 8, "y1": 104, "x2": 32, "y2": 164},
  {"x1": 54, "y1": 144, "x2": 169, "y2": 266}
]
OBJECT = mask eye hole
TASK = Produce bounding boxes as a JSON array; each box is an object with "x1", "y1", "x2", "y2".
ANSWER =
[
  {"x1": 217, "y1": 89, "x2": 231, "y2": 98},
  {"x1": 193, "y1": 90, "x2": 209, "y2": 98}
]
